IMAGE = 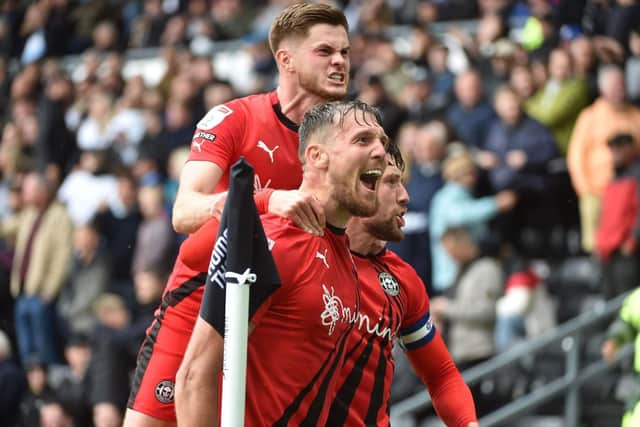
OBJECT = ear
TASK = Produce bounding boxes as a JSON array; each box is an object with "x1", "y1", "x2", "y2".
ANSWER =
[
  {"x1": 306, "y1": 144, "x2": 329, "y2": 169},
  {"x1": 275, "y1": 48, "x2": 295, "y2": 73}
]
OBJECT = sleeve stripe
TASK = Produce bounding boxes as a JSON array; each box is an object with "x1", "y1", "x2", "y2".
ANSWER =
[
  {"x1": 400, "y1": 312, "x2": 430, "y2": 335},
  {"x1": 400, "y1": 312, "x2": 436, "y2": 350}
]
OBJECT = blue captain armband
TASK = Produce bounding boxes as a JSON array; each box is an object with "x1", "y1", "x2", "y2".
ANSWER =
[{"x1": 399, "y1": 312, "x2": 436, "y2": 351}]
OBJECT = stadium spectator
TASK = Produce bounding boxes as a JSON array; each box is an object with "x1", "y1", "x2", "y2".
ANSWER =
[
  {"x1": 526, "y1": 48, "x2": 590, "y2": 155},
  {"x1": 50, "y1": 333, "x2": 92, "y2": 427},
  {"x1": 567, "y1": 65, "x2": 640, "y2": 253},
  {"x1": 446, "y1": 69, "x2": 496, "y2": 149},
  {"x1": 595, "y1": 133, "x2": 640, "y2": 298},
  {"x1": 479, "y1": 85, "x2": 560, "y2": 254},
  {"x1": 0, "y1": 329, "x2": 26, "y2": 426},
  {"x1": 3, "y1": 172, "x2": 73, "y2": 365},
  {"x1": 56, "y1": 220, "x2": 110, "y2": 340},
  {"x1": 355, "y1": 71, "x2": 408, "y2": 140},
  {"x1": 431, "y1": 225, "x2": 503, "y2": 416},
  {"x1": 388, "y1": 121, "x2": 447, "y2": 290},
  {"x1": 16, "y1": 356, "x2": 55, "y2": 427},
  {"x1": 602, "y1": 286, "x2": 640, "y2": 427},
  {"x1": 495, "y1": 262, "x2": 556, "y2": 352},
  {"x1": 57, "y1": 149, "x2": 119, "y2": 226},
  {"x1": 569, "y1": 36, "x2": 599, "y2": 102},
  {"x1": 510, "y1": 64, "x2": 537, "y2": 101},
  {"x1": 93, "y1": 170, "x2": 141, "y2": 307},
  {"x1": 131, "y1": 185, "x2": 175, "y2": 276},
  {"x1": 432, "y1": 226, "x2": 503, "y2": 365},
  {"x1": 90, "y1": 269, "x2": 164, "y2": 427},
  {"x1": 429, "y1": 150, "x2": 516, "y2": 293},
  {"x1": 627, "y1": 26, "x2": 640, "y2": 104}
]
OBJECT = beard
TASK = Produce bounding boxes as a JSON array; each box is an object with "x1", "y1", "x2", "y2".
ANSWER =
[
  {"x1": 363, "y1": 216, "x2": 404, "y2": 242},
  {"x1": 298, "y1": 71, "x2": 347, "y2": 101},
  {"x1": 333, "y1": 180, "x2": 378, "y2": 218}
]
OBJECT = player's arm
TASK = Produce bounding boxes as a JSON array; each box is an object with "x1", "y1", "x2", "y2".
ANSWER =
[
  {"x1": 175, "y1": 315, "x2": 224, "y2": 427},
  {"x1": 172, "y1": 160, "x2": 226, "y2": 233},
  {"x1": 406, "y1": 332, "x2": 478, "y2": 427}
]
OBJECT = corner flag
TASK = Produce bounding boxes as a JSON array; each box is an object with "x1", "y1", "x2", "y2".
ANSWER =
[{"x1": 199, "y1": 157, "x2": 281, "y2": 426}]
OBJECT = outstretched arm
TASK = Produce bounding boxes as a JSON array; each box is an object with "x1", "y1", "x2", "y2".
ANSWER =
[
  {"x1": 175, "y1": 316, "x2": 224, "y2": 427},
  {"x1": 407, "y1": 332, "x2": 478, "y2": 427}
]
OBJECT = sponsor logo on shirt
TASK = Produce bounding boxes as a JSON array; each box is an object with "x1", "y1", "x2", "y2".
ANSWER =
[
  {"x1": 378, "y1": 272, "x2": 400, "y2": 296},
  {"x1": 197, "y1": 104, "x2": 233, "y2": 129},
  {"x1": 192, "y1": 132, "x2": 216, "y2": 152},
  {"x1": 154, "y1": 380, "x2": 175, "y2": 403},
  {"x1": 257, "y1": 140, "x2": 280, "y2": 163},
  {"x1": 319, "y1": 283, "x2": 399, "y2": 340}
]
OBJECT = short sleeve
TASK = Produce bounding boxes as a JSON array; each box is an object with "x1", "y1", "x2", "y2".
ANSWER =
[{"x1": 188, "y1": 103, "x2": 245, "y2": 169}]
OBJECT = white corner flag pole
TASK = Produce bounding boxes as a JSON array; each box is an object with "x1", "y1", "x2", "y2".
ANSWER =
[{"x1": 221, "y1": 268, "x2": 256, "y2": 427}]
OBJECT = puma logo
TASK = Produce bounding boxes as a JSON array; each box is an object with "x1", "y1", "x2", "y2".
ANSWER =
[
  {"x1": 316, "y1": 249, "x2": 329, "y2": 269},
  {"x1": 257, "y1": 140, "x2": 279, "y2": 163},
  {"x1": 192, "y1": 140, "x2": 204, "y2": 153}
]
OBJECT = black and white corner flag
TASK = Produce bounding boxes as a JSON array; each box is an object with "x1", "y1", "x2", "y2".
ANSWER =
[{"x1": 200, "y1": 157, "x2": 281, "y2": 335}]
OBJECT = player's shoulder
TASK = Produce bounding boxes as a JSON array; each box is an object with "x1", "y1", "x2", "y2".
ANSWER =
[
  {"x1": 260, "y1": 213, "x2": 321, "y2": 252},
  {"x1": 196, "y1": 93, "x2": 271, "y2": 130}
]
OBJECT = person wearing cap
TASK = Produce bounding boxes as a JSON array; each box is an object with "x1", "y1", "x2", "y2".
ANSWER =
[
  {"x1": 429, "y1": 150, "x2": 516, "y2": 293},
  {"x1": 595, "y1": 133, "x2": 640, "y2": 298}
]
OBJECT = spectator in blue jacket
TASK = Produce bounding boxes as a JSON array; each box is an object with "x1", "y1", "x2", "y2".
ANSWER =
[
  {"x1": 477, "y1": 85, "x2": 560, "y2": 254},
  {"x1": 430, "y1": 150, "x2": 516, "y2": 293},
  {"x1": 446, "y1": 69, "x2": 496, "y2": 149}
]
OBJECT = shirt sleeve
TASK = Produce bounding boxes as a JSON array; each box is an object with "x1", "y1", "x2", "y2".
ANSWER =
[
  {"x1": 407, "y1": 332, "x2": 478, "y2": 427},
  {"x1": 188, "y1": 102, "x2": 245, "y2": 169},
  {"x1": 398, "y1": 261, "x2": 435, "y2": 351}
]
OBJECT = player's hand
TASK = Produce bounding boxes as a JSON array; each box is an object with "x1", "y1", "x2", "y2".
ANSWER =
[
  {"x1": 208, "y1": 192, "x2": 227, "y2": 220},
  {"x1": 601, "y1": 339, "x2": 618, "y2": 363},
  {"x1": 467, "y1": 422, "x2": 480, "y2": 427},
  {"x1": 269, "y1": 190, "x2": 325, "y2": 236}
]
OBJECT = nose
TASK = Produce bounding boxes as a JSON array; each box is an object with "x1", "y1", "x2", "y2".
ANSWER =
[
  {"x1": 331, "y1": 52, "x2": 346, "y2": 67},
  {"x1": 371, "y1": 138, "x2": 386, "y2": 160},
  {"x1": 398, "y1": 183, "x2": 409, "y2": 206}
]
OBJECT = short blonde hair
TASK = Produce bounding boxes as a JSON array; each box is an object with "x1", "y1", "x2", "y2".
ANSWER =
[{"x1": 442, "y1": 151, "x2": 475, "y2": 182}]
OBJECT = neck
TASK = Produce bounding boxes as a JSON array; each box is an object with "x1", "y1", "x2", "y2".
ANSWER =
[
  {"x1": 298, "y1": 170, "x2": 351, "y2": 229},
  {"x1": 276, "y1": 84, "x2": 327, "y2": 125},
  {"x1": 347, "y1": 220, "x2": 386, "y2": 255}
]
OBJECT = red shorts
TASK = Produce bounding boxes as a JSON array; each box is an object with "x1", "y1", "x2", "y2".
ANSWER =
[{"x1": 127, "y1": 271, "x2": 206, "y2": 422}]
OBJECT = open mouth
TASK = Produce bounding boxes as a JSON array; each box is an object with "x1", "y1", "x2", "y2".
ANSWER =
[
  {"x1": 360, "y1": 169, "x2": 382, "y2": 191},
  {"x1": 328, "y1": 73, "x2": 345, "y2": 83},
  {"x1": 396, "y1": 213, "x2": 406, "y2": 228}
]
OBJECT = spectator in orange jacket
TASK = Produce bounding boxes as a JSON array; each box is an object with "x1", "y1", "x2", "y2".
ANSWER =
[{"x1": 567, "y1": 65, "x2": 640, "y2": 253}]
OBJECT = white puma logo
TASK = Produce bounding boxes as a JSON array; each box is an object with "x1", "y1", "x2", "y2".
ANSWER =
[
  {"x1": 192, "y1": 140, "x2": 204, "y2": 153},
  {"x1": 257, "y1": 140, "x2": 279, "y2": 163},
  {"x1": 316, "y1": 249, "x2": 329, "y2": 269}
]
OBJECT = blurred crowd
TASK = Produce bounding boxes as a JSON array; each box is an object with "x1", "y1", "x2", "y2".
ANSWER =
[{"x1": 0, "y1": 0, "x2": 639, "y2": 426}]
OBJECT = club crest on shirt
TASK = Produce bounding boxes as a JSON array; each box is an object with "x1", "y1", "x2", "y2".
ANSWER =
[
  {"x1": 378, "y1": 272, "x2": 400, "y2": 296},
  {"x1": 197, "y1": 104, "x2": 233, "y2": 129},
  {"x1": 154, "y1": 380, "x2": 175, "y2": 403}
]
